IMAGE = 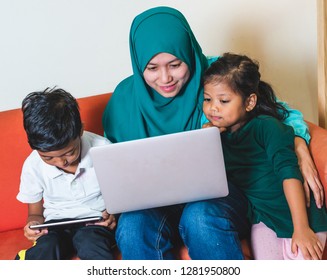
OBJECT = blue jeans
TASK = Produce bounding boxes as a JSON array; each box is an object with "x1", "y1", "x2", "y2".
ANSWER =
[{"x1": 116, "y1": 183, "x2": 250, "y2": 259}]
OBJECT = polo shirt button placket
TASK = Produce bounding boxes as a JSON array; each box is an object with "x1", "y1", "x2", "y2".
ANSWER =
[{"x1": 71, "y1": 179, "x2": 84, "y2": 197}]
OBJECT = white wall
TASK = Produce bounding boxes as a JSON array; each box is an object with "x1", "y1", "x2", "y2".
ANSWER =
[{"x1": 0, "y1": 0, "x2": 318, "y2": 123}]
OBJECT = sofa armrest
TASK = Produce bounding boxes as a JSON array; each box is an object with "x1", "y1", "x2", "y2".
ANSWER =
[{"x1": 306, "y1": 121, "x2": 327, "y2": 206}]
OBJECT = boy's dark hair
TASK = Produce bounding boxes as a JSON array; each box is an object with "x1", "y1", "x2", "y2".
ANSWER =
[
  {"x1": 22, "y1": 87, "x2": 82, "y2": 151},
  {"x1": 203, "y1": 52, "x2": 289, "y2": 121}
]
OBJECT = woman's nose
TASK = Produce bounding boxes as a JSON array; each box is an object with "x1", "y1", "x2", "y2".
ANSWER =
[{"x1": 159, "y1": 69, "x2": 172, "y2": 83}]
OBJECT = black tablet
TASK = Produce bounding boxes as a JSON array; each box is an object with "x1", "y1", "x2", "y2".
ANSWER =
[{"x1": 29, "y1": 216, "x2": 103, "y2": 229}]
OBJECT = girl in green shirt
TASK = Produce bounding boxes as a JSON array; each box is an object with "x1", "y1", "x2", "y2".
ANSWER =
[{"x1": 202, "y1": 52, "x2": 327, "y2": 259}]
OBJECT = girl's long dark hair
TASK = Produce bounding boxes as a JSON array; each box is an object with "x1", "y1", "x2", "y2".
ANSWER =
[{"x1": 203, "y1": 52, "x2": 289, "y2": 121}]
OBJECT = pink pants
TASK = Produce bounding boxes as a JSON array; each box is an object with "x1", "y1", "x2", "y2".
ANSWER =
[{"x1": 251, "y1": 222, "x2": 327, "y2": 260}]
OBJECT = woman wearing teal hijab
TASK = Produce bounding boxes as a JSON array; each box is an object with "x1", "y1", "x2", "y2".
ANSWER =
[
  {"x1": 103, "y1": 6, "x2": 322, "y2": 259},
  {"x1": 103, "y1": 7, "x2": 208, "y2": 141}
]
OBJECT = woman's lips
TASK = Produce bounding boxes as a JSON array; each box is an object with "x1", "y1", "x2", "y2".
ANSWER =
[{"x1": 159, "y1": 83, "x2": 177, "y2": 93}]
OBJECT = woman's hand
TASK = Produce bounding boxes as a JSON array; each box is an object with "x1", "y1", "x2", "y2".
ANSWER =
[{"x1": 294, "y1": 137, "x2": 324, "y2": 208}]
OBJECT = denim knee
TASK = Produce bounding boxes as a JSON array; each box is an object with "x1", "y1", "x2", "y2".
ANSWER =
[
  {"x1": 179, "y1": 199, "x2": 245, "y2": 260},
  {"x1": 180, "y1": 200, "x2": 230, "y2": 238},
  {"x1": 116, "y1": 211, "x2": 150, "y2": 245},
  {"x1": 116, "y1": 207, "x2": 181, "y2": 260}
]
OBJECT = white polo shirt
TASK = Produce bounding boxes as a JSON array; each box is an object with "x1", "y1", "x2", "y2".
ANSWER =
[{"x1": 17, "y1": 131, "x2": 111, "y2": 222}]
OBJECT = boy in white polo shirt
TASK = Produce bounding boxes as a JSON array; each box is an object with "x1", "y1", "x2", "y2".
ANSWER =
[{"x1": 16, "y1": 88, "x2": 116, "y2": 260}]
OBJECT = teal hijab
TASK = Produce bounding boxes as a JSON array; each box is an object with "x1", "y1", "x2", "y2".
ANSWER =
[{"x1": 103, "y1": 6, "x2": 208, "y2": 142}]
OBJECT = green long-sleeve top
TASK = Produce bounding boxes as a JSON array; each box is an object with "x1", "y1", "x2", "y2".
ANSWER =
[{"x1": 221, "y1": 115, "x2": 327, "y2": 238}]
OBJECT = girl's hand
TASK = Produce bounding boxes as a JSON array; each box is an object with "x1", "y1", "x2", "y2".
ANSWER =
[
  {"x1": 202, "y1": 122, "x2": 226, "y2": 133},
  {"x1": 24, "y1": 221, "x2": 48, "y2": 242},
  {"x1": 94, "y1": 210, "x2": 117, "y2": 230},
  {"x1": 292, "y1": 228, "x2": 324, "y2": 260}
]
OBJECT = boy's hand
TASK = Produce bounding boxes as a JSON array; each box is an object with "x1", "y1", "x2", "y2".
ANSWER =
[
  {"x1": 94, "y1": 210, "x2": 117, "y2": 230},
  {"x1": 24, "y1": 221, "x2": 48, "y2": 242}
]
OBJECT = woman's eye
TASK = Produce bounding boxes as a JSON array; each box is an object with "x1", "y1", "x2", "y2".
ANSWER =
[
  {"x1": 146, "y1": 66, "x2": 157, "y2": 71},
  {"x1": 204, "y1": 98, "x2": 211, "y2": 102},
  {"x1": 221, "y1": 100, "x2": 229, "y2": 104},
  {"x1": 170, "y1": 63, "x2": 181, "y2": 68}
]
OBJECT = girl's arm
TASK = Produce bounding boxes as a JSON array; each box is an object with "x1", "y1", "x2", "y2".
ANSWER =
[
  {"x1": 283, "y1": 178, "x2": 324, "y2": 260},
  {"x1": 278, "y1": 101, "x2": 323, "y2": 209}
]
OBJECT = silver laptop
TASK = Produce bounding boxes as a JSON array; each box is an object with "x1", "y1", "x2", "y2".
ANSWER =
[{"x1": 90, "y1": 127, "x2": 229, "y2": 214}]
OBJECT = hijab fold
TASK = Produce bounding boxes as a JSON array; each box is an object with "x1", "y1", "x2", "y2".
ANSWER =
[{"x1": 103, "y1": 6, "x2": 208, "y2": 142}]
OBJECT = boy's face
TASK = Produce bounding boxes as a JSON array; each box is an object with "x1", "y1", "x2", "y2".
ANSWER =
[{"x1": 37, "y1": 137, "x2": 81, "y2": 174}]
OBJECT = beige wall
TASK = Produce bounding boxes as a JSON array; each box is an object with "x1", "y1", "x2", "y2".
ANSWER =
[{"x1": 0, "y1": 0, "x2": 318, "y2": 123}]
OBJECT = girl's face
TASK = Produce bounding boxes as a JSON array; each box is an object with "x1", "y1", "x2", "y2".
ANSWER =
[
  {"x1": 143, "y1": 52, "x2": 190, "y2": 98},
  {"x1": 203, "y1": 81, "x2": 255, "y2": 133}
]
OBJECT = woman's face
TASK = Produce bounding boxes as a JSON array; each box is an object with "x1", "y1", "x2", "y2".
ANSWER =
[{"x1": 143, "y1": 52, "x2": 190, "y2": 98}]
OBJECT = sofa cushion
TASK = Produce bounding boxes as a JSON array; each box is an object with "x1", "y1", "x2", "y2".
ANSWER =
[
  {"x1": 78, "y1": 93, "x2": 111, "y2": 136},
  {"x1": 0, "y1": 229, "x2": 32, "y2": 260},
  {"x1": 0, "y1": 109, "x2": 31, "y2": 232}
]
